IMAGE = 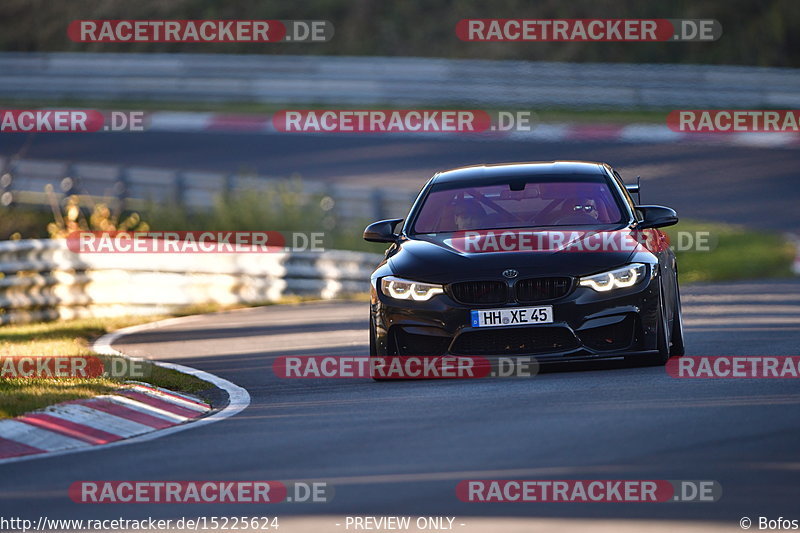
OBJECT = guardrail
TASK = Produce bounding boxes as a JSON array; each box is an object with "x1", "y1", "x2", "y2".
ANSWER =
[
  {"x1": 0, "y1": 156, "x2": 418, "y2": 224},
  {"x1": 1, "y1": 52, "x2": 799, "y2": 108},
  {"x1": 0, "y1": 239, "x2": 382, "y2": 325}
]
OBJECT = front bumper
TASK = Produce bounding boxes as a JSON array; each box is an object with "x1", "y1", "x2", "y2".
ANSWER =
[{"x1": 371, "y1": 274, "x2": 662, "y2": 362}]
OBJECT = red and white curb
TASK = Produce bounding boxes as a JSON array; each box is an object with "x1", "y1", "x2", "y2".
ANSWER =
[
  {"x1": 0, "y1": 384, "x2": 209, "y2": 459},
  {"x1": 145, "y1": 111, "x2": 800, "y2": 148},
  {"x1": 0, "y1": 315, "x2": 251, "y2": 465}
]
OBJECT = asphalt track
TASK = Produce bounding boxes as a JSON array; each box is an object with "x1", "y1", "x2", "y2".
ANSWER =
[
  {"x1": 1, "y1": 131, "x2": 799, "y2": 232},
  {"x1": 0, "y1": 280, "x2": 799, "y2": 532},
  {"x1": 1, "y1": 130, "x2": 798, "y2": 531}
]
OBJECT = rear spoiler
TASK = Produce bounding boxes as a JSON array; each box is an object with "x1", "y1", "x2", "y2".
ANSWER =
[
  {"x1": 625, "y1": 176, "x2": 641, "y2": 194},
  {"x1": 625, "y1": 176, "x2": 641, "y2": 202}
]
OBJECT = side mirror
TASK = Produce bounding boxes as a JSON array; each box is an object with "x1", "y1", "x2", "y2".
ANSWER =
[
  {"x1": 636, "y1": 205, "x2": 678, "y2": 229},
  {"x1": 363, "y1": 218, "x2": 403, "y2": 243}
]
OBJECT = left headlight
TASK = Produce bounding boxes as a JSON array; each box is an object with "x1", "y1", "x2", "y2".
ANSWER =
[
  {"x1": 380, "y1": 275, "x2": 444, "y2": 301},
  {"x1": 579, "y1": 263, "x2": 648, "y2": 292}
]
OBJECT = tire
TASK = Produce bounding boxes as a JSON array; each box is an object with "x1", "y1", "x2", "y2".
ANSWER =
[
  {"x1": 670, "y1": 280, "x2": 685, "y2": 357},
  {"x1": 631, "y1": 281, "x2": 671, "y2": 367},
  {"x1": 369, "y1": 314, "x2": 377, "y2": 357},
  {"x1": 369, "y1": 314, "x2": 393, "y2": 381}
]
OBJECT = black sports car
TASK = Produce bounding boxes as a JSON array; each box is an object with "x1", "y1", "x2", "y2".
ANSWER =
[{"x1": 364, "y1": 161, "x2": 684, "y2": 372}]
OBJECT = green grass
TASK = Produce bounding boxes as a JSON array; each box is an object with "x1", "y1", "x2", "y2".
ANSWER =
[
  {"x1": 666, "y1": 220, "x2": 795, "y2": 284},
  {"x1": 0, "y1": 315, "x2": 212, "y2": 418},
  {"x1": 0, "y1": 96, "x2": 669, "y2": 124},
  {"x1": 0, "y1": 380, "x2": 123, "y2": 419}
]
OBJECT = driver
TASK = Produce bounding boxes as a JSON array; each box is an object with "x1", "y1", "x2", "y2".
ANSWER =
[
  {"x1": 452, "y1": 200, "x2": 485, "y2": 230},
  {"x1": 570, "y1": 197, "x2": 599, "y2": 220}
]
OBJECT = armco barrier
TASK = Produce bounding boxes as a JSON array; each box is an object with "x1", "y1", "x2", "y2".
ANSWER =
[
  {"x1": 0, "y1": 156, "x2": 418, "y2": 224},
  {"x1": 1, "y1": 52, "x2": 799, "y2": 108},
  {"x1": 0, "y1": 239, "x2": 382, "y2": 325},
  {"x1": 0, "y1": 157, "x2": 416, "y2": 226}
]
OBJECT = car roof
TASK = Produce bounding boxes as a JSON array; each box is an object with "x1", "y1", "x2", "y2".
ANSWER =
[{"x1": 430, "y1": 161, "x2": 611, "y2": 184}]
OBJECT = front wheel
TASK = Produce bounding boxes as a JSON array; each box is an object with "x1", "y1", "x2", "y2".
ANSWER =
[
  {"x1": 369, "y1": 314, "x2": 395, "y2": 381},
  {"x1": 630, "y1": 282, "x2": 671, "y2": 367},
  {"x1": 670, "y1": 281, "x2": 685, "y2": 357},
  {"x1": 369, "y1": 314, "x2": 377, "y2": 357}
]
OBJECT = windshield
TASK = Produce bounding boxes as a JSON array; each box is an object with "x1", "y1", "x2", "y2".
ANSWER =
[{"x1": 411, "y1": 176, "x2": 625, "y2": 234}]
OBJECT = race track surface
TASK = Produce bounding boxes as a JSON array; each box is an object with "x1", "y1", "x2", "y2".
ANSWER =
[{"x1": 1, "y1": 280, "x2": 799, "y2": 531}]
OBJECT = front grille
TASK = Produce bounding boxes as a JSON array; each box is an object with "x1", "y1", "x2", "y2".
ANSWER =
[
  {"x1": 515, "y1": 277, "x2": 572, "y2": 303},
  {"x1": 449, "y1": 280, "x2": 507, "y2": 305},
  {"x1": 450, "y1": 326, "x2": 578, "y2": 356},
  {"x1": 578, "y1": 315, "x2": 636, "y2": 351}
]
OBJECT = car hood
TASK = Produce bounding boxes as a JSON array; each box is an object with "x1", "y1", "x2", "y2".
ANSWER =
[{"x1": 389, "y1": 229, "x2": 642, "y2": 282}]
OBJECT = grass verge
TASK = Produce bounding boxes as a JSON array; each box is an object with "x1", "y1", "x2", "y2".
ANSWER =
[
  {"x1": 0, "y1": 315, "x2": 207, "y2": 419},
  {"x1": 666, "y1": 220, "x2": 795, "y2": 284}
]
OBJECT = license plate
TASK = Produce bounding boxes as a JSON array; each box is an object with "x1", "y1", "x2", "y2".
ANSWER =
[{"x1": 471, "y1": 306, "x2": 553, "y2": 328}]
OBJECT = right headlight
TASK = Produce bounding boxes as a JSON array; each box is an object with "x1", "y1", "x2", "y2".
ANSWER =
[
  {"x1": 380, "y1": 275, "x2": 444, "y2": 301},
  {"x1": 579, "y1": 263, "x2": 648, "y2": 292}
]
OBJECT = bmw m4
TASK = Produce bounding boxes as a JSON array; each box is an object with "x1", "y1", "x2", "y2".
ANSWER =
[{"x1": 364, "y1": 161, "x2": 684, "y2": 371}]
